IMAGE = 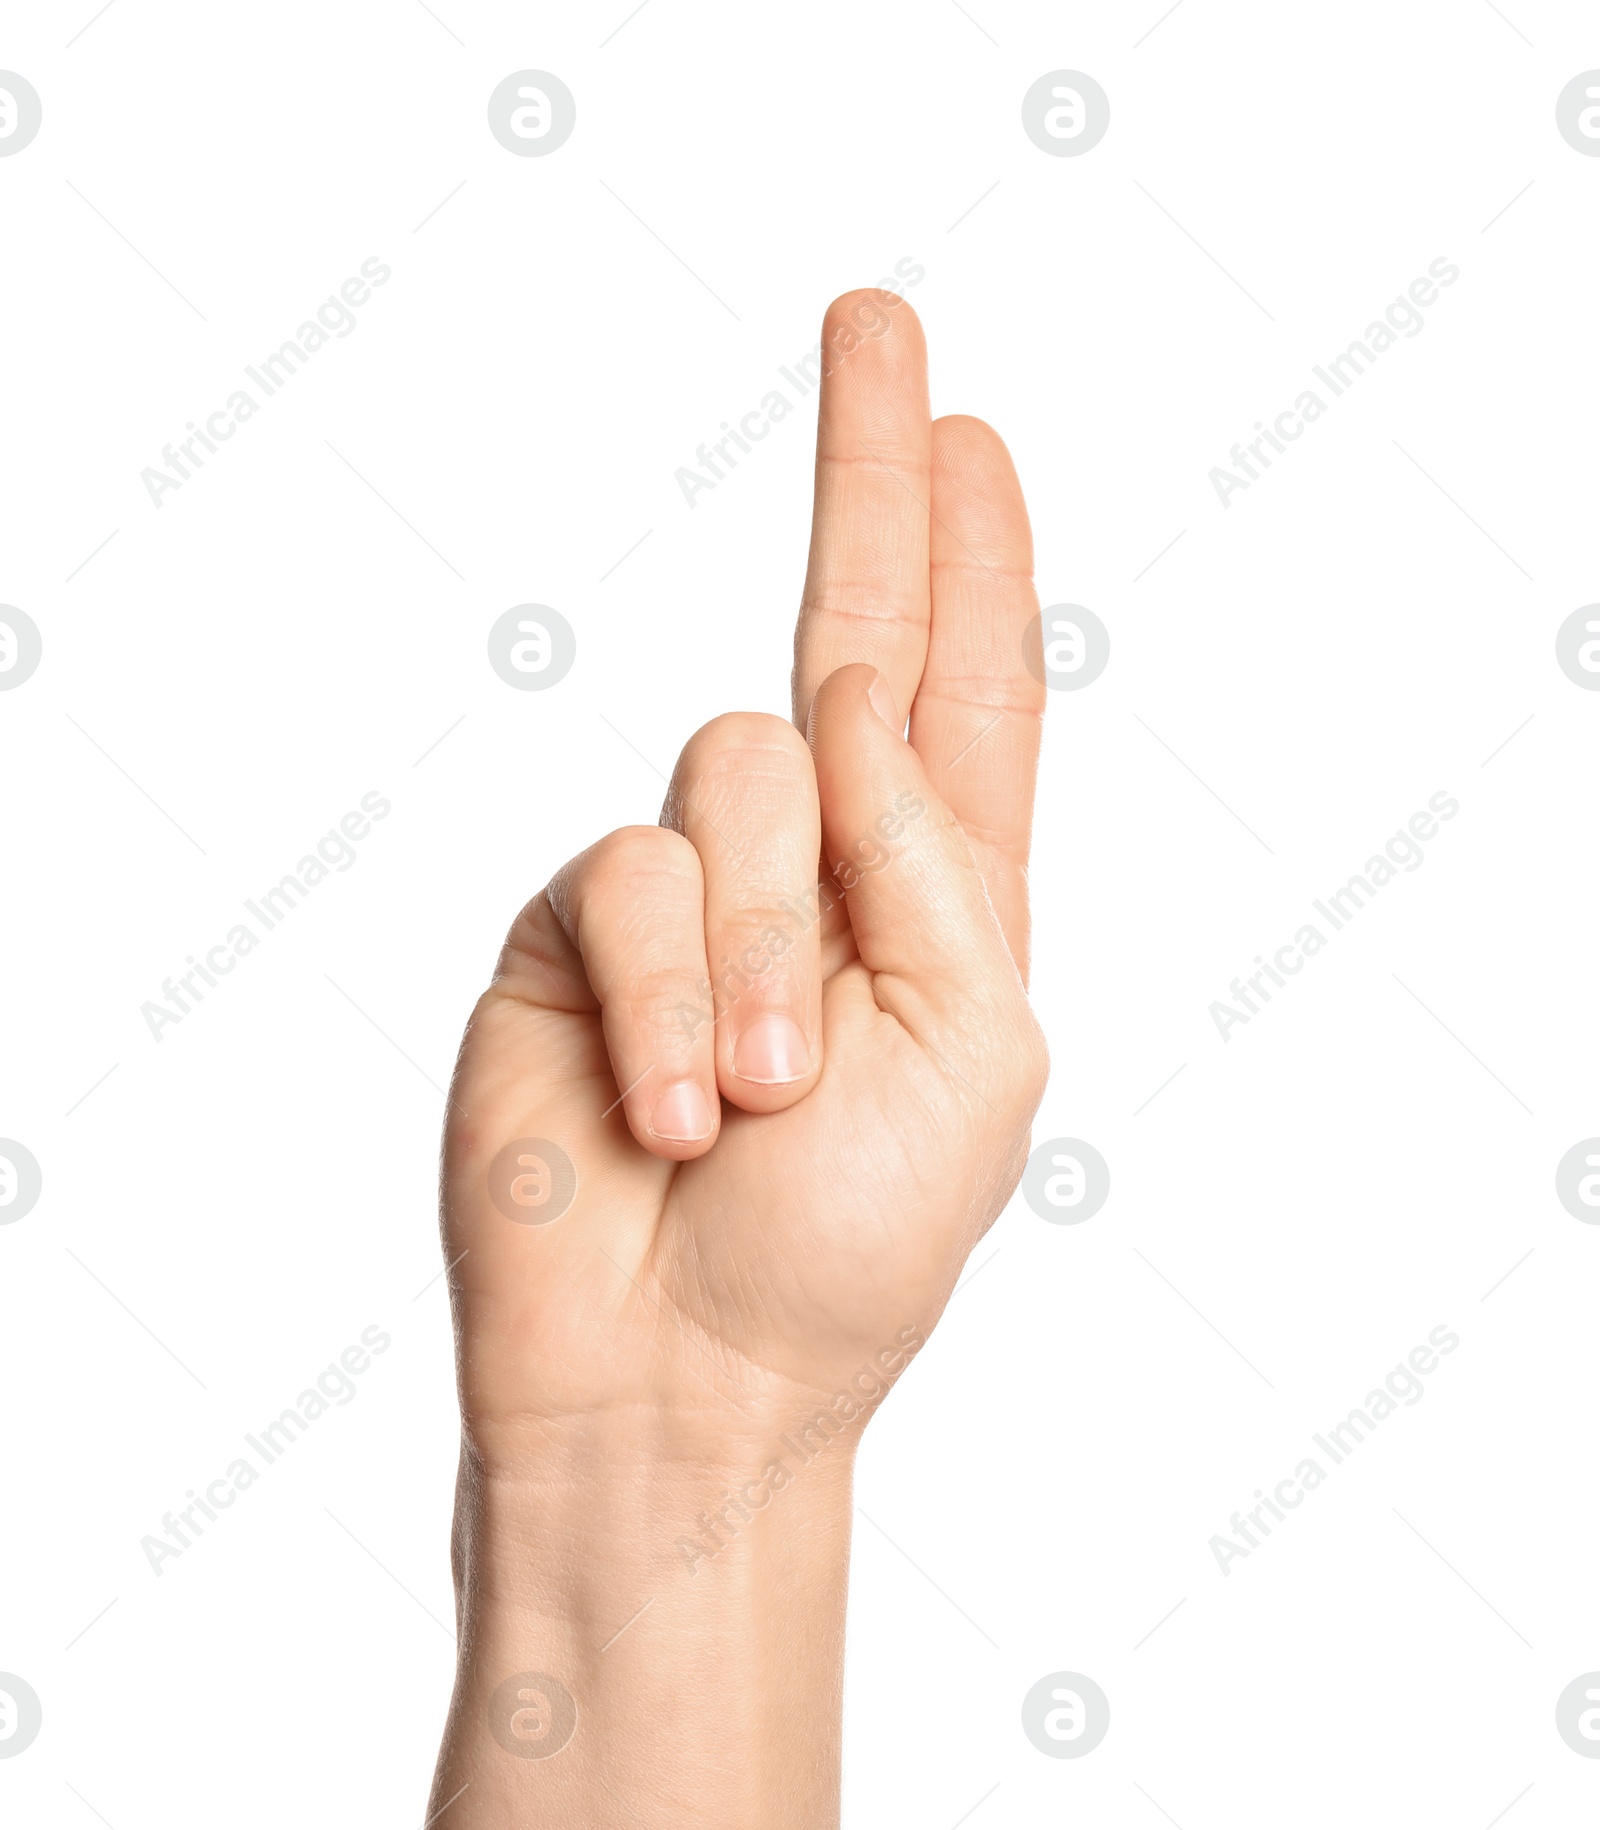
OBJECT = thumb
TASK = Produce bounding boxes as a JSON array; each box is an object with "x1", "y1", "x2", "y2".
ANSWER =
[{"x1": 807, "y1": 663, "x2": 1036, "y2": 1090}]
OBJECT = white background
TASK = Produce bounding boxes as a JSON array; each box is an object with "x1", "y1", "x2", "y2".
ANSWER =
[{"x1": 2, "y1": 1, "x2": 1597, "y2": 1824}]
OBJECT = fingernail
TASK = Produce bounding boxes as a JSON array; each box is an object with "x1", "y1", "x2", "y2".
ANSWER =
[
  {"x1": 867, "y1": 672, "x2": 900, "y2": 733},
  {"x1": 733, "y1": 1012, "x2": 811, "y2": 1085},
  {"x1": 649, "y1": 1079, "x2": 714, "y2": 1141}
]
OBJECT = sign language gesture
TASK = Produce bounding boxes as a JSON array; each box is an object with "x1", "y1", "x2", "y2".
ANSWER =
[{"x1": 432, "y1": 289, "x2": 1049, "y2": 1828}]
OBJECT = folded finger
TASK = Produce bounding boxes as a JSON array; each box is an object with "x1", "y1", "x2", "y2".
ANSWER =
[
  {"x1": 808, "y1": 664, "x2": 1037, "y2": 1105},
  {"x1": 546, "y1": 826, "x2": 718, "y2": 1160},
  {"x1": 664, "y1": 712, "x2": 824, "y2": 1112}
]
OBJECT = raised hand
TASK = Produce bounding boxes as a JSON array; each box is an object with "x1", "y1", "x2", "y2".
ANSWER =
[{"x1": 430, "y1": 289, "x2": 1047, "y2": 1829}]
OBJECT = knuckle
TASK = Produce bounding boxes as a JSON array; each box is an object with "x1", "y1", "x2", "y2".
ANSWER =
[
  {"x1": 585, "y1": 824, "x2": 699, "y2": 893},
  {"x1": 681, "y1": 711, "x2": 809, "y2": 781},
  {"x1": 800, "y1": 577, "x2": 928, "y2": 632},
  {"x1": 709, "y1": 902, "x2": 813, "y2": 974},
  {"x1": 623, "y1": 961, "x2": 711, "y2": 1024},
  {"x1": 555, "y1": 827, "x2": 702, "y2": 938}
]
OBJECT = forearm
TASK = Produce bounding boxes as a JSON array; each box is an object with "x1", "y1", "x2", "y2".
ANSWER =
[{"x1": 429, "y1": 1421, "x2": 856, "y2": 1828}]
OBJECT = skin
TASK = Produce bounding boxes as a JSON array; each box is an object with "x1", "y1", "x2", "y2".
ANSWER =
[{"x1": 428, "y1": 288, "x2": 1048, "y2": 1827}]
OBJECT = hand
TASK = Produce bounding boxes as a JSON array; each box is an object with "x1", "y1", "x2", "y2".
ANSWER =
[{"x1": 430, "y1": 289, "x2": 1047, "y2": 1828}]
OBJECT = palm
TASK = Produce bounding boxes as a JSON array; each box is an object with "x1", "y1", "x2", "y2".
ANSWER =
[{"x1": 442, "y1": 293, "x2": 1046, "y2": 1458}]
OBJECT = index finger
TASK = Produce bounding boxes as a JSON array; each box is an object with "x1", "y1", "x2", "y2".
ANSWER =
[{"x1": 790, "y1": 288, "x2": 933, "y2": 731}]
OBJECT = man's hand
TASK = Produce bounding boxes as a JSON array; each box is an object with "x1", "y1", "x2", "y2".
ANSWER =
[{"x1": 430, "y1": 289, "x2": 1047, "y2": 1829}]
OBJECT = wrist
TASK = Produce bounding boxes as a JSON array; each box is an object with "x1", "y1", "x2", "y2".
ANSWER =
[
  {"x1": 454, "y1": 1423, "x2": 857, "y2": 1616},
  {"x1": 432, "y1": 1424, "x2": 857, "y2": 1828},
  {"x1": 454, "y1": 1316, "x2": 930, "y2": 1484}
]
